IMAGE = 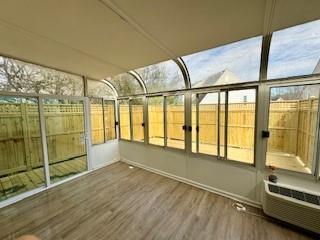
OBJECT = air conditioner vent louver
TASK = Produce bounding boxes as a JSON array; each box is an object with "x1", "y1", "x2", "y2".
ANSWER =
[
  {"x1": 268, "y1": 184, "x2": 320, "y2": 206},
  {"x1": 263, "y1": 181, "x2": 320, "y2": 234}
]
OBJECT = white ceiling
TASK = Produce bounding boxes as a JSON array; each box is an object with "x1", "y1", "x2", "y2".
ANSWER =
[{"x1": 0, "y1": 0, "x2": 319, "y2": 79}]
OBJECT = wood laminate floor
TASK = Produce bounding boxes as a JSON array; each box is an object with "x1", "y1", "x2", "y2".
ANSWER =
[{"x1": 0, "y1": 162, "x2": 315, "y2": 240}]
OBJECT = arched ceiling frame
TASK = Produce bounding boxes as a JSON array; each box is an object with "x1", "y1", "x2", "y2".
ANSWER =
[
  {"x1": 102, "y1": 79, "x2": 119, "y2": 97},
  {"x1": 133, "y1": 59, "x2": 188, "y2": 94},
  {"x1": 128, "y1": 70, "x2": 147, "y2": 93},
  {"x1": 174, "y1": 57, "x2": 191, "y2": 89}
]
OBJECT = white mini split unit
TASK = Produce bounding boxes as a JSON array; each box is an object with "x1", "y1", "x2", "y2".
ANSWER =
[{"x1": 262, "y1": 180, "x2": 320, "y2": 234}]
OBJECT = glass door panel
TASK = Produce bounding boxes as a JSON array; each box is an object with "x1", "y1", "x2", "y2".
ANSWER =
[
  {"x1": 219, "y1": 92, "x2": 226, "y2": 158},
  {"x1": 192, "y1": 94, "x2": 197, "y2": 153},
  {"x1": 131, "y1": 98, "x2": 144, "y2": 142},
  {"x1": 119, "y1": 100, "x2": 131, "y2": 140},
  {"x1": 103, "y1": 100, "x2": 116, "y2": 141},
  {"x1": 43, "y1": 98, "x2": 87, "y2": 184},
  {"x1": 0, "y1": 96, "x2": 45, "y2": 202},
  {"x1": 198, "y1": 92, "x2": 218, "y2": 155},
  {"x1": 227, "y1": 89, "x2": 256, "y2": 164},
  {"x1": 166, "y1": 95, "x2": 185, "y2": 149},
  {"x1": 90, "y1": 98, "x2": 104, "y2": 145},
  {"x1": 148, "y1": 96, "x2": 164, "y2": 146}
]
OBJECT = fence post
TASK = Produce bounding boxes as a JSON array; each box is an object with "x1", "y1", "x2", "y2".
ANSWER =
[{"x1": 20, "y1": 102, "x2": 32, "y2": 171}]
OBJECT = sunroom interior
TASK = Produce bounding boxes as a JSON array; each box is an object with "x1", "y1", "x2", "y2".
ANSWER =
[{"x1": 0, "y1": 0, "x2": 320, "y2": 239}]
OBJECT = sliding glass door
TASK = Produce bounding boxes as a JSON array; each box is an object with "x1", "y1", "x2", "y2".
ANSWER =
[
  {"x1": 43, "y1": 98, "x2": 88, "y2": 184},
  {"x1": 0, "y1": 96, "x2": 45, "y2": 201}
]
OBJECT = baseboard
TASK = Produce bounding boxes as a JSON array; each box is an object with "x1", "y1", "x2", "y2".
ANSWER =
[
  {"x1": 92, "y1": 157, "x2": 120, "y2": 170},
  {"x1": 121, "y1": 158, "x2": 262, "y2": 209}
]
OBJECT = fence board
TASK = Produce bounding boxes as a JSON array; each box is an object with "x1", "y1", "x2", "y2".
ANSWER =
[{"x1": 0, "y1": 99, "x2": 318, "y2": 176}]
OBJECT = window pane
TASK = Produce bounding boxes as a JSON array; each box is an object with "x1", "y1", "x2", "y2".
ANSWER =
[
  {"x1": 87, "y1": 79, "x2": 115, "y2": 98},
  {"x1": 136, "y1": 60, "x2": 185, "y2": 93},
  {"x1": 119, "y1": 99, "x2": 131, "y2": 140},
  {"x1": 0, "y1": 56, "x2": 83, "y2": 96},
  {"x1": 166, "y1": 95, "x2": 185, "y2": 149},
  {"x1": 104, "y1": 100, "x2": 116, "y2": 141},
  {"x1": 43, "y1": 99, "x2": 87, "y2": 184},
  {"x1": 0, "y1": 96, "x2": 45, "y2": 202},
  {"x1": 131, "y1": 98, "x2": 144, "y2": 142},
  {"x1": 198, "y1": 93, "x2": 218, "y2": 155},
  {"x1": 219, "y1": 92, "x2": 226, "y2": 157},
  {"x1": 108, "y1": 73, "x2": 144, "y2": 96},
  {"x1": 192, "y1": 94, "x2": 197, "y2": 153},
  {"x1": 90, "y1": 98, "x2": 104, "y2": 145},
  {"x1": 183, "y1": 36, "x2": 262, "y2": 88},
  {"x1": 227, "y1": 89, "x2": 256, "y2": 164},
  {"x1": 268, "y1": 20, "x2": 320, "y2": 79},
  {"x1": 148, "y1": 96, "x2": 164, "y2": 146},
  {"x1": 266, "y1": 85, "x2": 319, "y2": 173}
]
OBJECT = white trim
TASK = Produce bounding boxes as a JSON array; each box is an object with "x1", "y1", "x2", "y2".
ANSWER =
[
  {"x1": 0, "y1": 186, "x2": 46, "y2": 209},
  {"x1": 0, "y1": 171, "x2": 90, "y2": 209},
  {"x1": 121, "y1": 158, "x2": 261, "y2": 208},
  {"x1": 92, "y1": 157, "x2": 120, "y2": 170}
]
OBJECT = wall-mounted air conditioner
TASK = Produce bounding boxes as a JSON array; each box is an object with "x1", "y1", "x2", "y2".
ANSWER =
[{"x1": 262, "y1": 180, "x2": 320, "y2": 234}]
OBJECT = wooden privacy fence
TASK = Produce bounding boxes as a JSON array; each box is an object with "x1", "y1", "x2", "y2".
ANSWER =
[
  {"x1": 0, "y1": 103, "x2": 87, "y2": 176},
  {"x1": 90, "y1": 103, "x2": 116, "y2": 144},
  {"x1": 0, "y1": 99, "x2": 318, "y2": 176},
  {"x1": 268, "y1": 98, "x2": 318, "y2": 170},
  {"x1": 125, "y1": 99, "x2": 318, "y2": 168}
]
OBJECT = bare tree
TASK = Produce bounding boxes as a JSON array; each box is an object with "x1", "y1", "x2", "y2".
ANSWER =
[{"x1": 0, "y1": 57, "x2": 83, "y2": 96}]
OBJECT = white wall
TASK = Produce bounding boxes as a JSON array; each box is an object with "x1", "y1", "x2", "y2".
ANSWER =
[
  {"x1": 120, "y1": 141, "x2": 260, "y2": 206},
  {"x1": 120, "y1": 141, "x2": 320, "y2": 207},
  {"x1": 91, "y1": 140, "x2": 120, "y2": 169}
]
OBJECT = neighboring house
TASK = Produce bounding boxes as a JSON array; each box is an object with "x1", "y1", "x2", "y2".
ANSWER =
[
  {"x1": 313, "y1": 59, "x2": 320, "y2": 74},
  {"x1": 197, "y1": 69, "x2": 255, "y2": 104},
  {"x1": 193, "y1": 69, "x2": 240, "y2": 88}
]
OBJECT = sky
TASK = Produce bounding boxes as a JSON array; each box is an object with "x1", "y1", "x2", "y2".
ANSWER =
[
  {"x1": 183, "y1": 19, "x2": 320, "y2": 103},
  {"x1": 183, "y1": 19, "x2": 320, "y2": 86}
]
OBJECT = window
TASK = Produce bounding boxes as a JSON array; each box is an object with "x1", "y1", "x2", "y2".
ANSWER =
[
  {"x1": 268, "y1": 20, "x2": 320, "y2": 79},
  {"x1": 192, "y1": 94, "x2": 197, "y2": 153},
  {"x1": 227, "y1": 89, "x2": 256, "y2": 164},
  {"x1": 219, "y1": 92, "x2": 226, "y2": 158},
  {"x1": 183, "y1": 36, "x2": 262, "y2": 88},
  {"x1": 136, "y1": 60, "x2": 185, "y2": 93},
  {"x1": 0, "y1": 56, "x2": 83, "y2": 96},
  {"x1": 104, "y1": 100, "x2": 116, "y2": 141},
  {"x1": 192, "y1": 89, "x2": 256, "y2": 164},
  {"x1": 192, "y1": 92, "x2": 219, "y2": 155},
  {"x1": 266, "y1": 84, "x2": 320, "y2": 174},
  {"x1": 88, "y1": 80, "x2": 116, "y2": 145},
  {"x1": 148, "y1": 96, "x2": 164, "y2": 146},
  {"x1": 0, "y1": 96, "x2": 45, "y2": 201},
  {"x1": 131, "y1": 98, "x2": 144, "y2": 142},
  {"x1": 87, "y1": 79, "x2": 115, "y2": 98},
  {"x1": 166, "y1": 95, "x2": 185, "y2": 149},
  {"x1": 119, "y1": 99, "x2": 131, "y2": 140},
  {"x1": 108, "y1": 73, "x2": 144, "y2": 96},
  {"x1": 90, "y1": 98, "x2": 104, "y2": 145}
]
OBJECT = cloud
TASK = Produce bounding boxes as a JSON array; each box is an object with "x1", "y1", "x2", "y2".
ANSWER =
[
  {"x1": 268, "y1": 20, "x2": 320, "y2": 79},
  {"x1": 183, "y1": 36, "x2": 262, "y2": 86},
  {"x1": 182, "y1": 19, "x2": 320, "y2": 85}
]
